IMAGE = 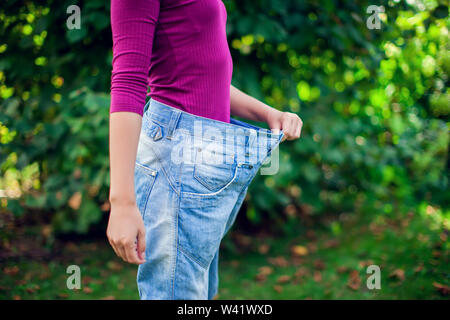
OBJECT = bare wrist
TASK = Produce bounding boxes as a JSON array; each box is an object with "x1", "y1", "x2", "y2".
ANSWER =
[
  {"x1": 265, "y1": 107, "x2": 282, "y2": 123},
  {"x1": 109, "y1": 193, "x2": 136, "y2": 207}
]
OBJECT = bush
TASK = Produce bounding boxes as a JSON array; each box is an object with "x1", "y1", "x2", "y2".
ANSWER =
[{"x1": 0, "y1": 0, "x2": 448, "y2": 234}]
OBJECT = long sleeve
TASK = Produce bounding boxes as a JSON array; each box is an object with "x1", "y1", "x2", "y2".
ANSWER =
[{"x1": 110, "y1": 0, "x2": 160, "y2": 116}]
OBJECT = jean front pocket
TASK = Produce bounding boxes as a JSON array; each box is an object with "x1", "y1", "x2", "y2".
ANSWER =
[
  {"x1": 134, "y1": 162, "x2": 158, "y2": 219},
  {"x1": 192, "y1": 146, "x2": 237, "y2": 193}
]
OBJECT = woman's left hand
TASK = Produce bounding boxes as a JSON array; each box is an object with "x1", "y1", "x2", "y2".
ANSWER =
[{"x1": 266, "y1": 109, "x2": 303, "y2": 142}]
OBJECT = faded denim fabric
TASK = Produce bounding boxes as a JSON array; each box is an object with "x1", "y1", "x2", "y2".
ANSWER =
[{"x1": 134, "y1": 98, "x2": 283, "y2": 300}]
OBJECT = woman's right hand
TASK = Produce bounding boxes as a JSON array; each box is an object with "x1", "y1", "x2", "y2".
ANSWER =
[{"x1": 106, "y1": 202, "x2": 146, "y2": 264}]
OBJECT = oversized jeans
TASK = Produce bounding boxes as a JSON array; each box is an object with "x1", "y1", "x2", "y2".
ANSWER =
[{"x1": 134, "y1": 98, "x2": 283, "y2": 299}]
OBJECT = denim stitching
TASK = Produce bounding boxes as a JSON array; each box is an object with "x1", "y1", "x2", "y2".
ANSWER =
[
  {"x1": 134, "y1": 163, "x2": 158, "y2": 220},
  {"x1": 182, "y1": 164, "x2": 239, "y2": 197},
  {"x1": 193, "y1": 159, "x2": 237, "y2": 192},
  {"x1": 172, "y1": 186, "x2": 181, "y2": 299},
  {"x1": 135, "y1": 162, "x2": 157, "y2": 175},
  {"x1": 138, "y1": 133, "x2": 180, "y2": 196},
  {"x1": 178, "y1": 245, "x2": 209, "y2": 269}
]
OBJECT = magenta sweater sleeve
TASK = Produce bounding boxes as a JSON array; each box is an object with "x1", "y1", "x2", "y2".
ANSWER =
[
  {"x1": 110, "y1": 0, "x2": 160, "y2": 116},
  {"x1": 109, "y1": 0, "x2": 233, "y2": 122}
]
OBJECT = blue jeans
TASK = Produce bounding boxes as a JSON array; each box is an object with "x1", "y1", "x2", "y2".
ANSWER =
[{"x1": 134, "y1": 97, "x2": 283, "y2": 299}]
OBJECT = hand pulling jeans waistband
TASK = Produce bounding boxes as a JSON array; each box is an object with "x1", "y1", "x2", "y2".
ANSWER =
[{"x1": 142, "y1": 97, "x2": 284, "y2": 154}]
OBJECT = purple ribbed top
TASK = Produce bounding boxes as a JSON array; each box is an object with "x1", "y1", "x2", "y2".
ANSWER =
[{"x1": 110, "y1": 0, "x2": 233, "y2": 122}]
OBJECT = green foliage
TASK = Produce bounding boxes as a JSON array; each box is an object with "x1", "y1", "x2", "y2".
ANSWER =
[
  {"x1": 226, "y1": 0, "x2": 449, "y2": 229},
  {"x1": 0, "y1": 0, "x2": 112, "y2": 233},
  {"x1": 0, "y1": 0, "x2": 449, "y2": 234}
]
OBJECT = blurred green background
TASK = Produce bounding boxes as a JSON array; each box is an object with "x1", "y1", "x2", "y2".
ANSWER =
[{"x1": 0, "y1": 0, "x2": 448, "y2": 299}]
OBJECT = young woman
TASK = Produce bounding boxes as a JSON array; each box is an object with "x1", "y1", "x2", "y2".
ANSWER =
[{"x1": 106, "y1": 0, "x2": 302, "y2": 300}]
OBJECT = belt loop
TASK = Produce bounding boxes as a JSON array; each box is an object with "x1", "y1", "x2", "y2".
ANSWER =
[
  {"x1": 246, "y1": 129, "x2": 257, "y2": 162},
  {"x1": 248, "y1": 129, "x2": 257, "y2": 148},
  {"x1": 166, "y1": 109, "x2": 181, "y2": 140}
]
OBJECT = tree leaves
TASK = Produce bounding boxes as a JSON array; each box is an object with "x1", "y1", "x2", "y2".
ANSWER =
[{"x1": 0, "y1": 0, "x2": 448, "y2": 239}]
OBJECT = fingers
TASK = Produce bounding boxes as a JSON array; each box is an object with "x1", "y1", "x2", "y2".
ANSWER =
[
  {"x1": 123, "y1": 240, "x2": 143, "y2": 264},
  {"x1": 106, "y1": 206, "x2": 147, "y2": 265},
  {"x1": 281, "y1": 114, "x2": 303, "y2": 141},
  {"x1": 137, "y1": 227, "x2": 146, "y2": 262},
  {"x1": 295, "y1": 116, "x2": 303, "y2": 138},
  {"x1": 271, "y1": 127, "x2": 286, "y2": 142},
  {"x1": 268, "y1": 111, "x2": 302, "y2": 142},
  {"x1": 282, "y1": 118, "x2": 292, "y2": 140},
  {"x1": 271, "y1": 128, "x2": 281, "y2": 135},
  {"x1": 296, "y1": 121, "x2": 302, "y2": 138},
  {"x1": 108, "y1": 236, "x2": 144, "y2": 265},
  {"x1": 282, "y1": 117, "x2": 296, "y2": 141},
  {"x1": 113, "y1": 238, "x2": 128, "y2": 262},
  {"x1": 288, "y1": 117, "x2": 297, "y2": 140}
]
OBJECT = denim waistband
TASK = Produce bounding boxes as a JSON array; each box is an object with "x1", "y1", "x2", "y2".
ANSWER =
[{"x1": 142, "y1": 97, "x2": 283, "y2": 150}]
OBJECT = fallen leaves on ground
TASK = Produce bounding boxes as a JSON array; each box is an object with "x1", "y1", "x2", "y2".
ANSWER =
[
  {"x1": 347, "y1": 270, "x2": 361, "y2": 290},
  {"x1": 414, "y1": 264, "x2": 424, "y2": 273},
  {"x1": 294, "y1": 267, "x2": 309, "y2": 280},
  {"x1": 313, "y1": 271, "x2": 322, "y2": 283},
  {"x1": 389, "y1": 269, "x2": 405, "y2": 282},
  {"x1": 323, "y1": 239, "x2": 340, "y2": 249},
  {"x1": 25, "y1": 284, "x2": 40, "y2": 294},
  {"x1": 258, "y1": 244, "x2": 270, "y2": 254},
  {"x1": 82, "y1": 287, "x2": 93, "y2": 294},
  {"x1": 306, "y1": 242, "x2": 318, "y2": 254},
  {"x1": 267, "y1": 256, "x2": 289, "y2": 267},
  {"x1": 255, "y1": 266, "x2": 273, "y2": 282},
  {"x1": 82, "y1": 276, "x2": 93, "y2": 285},
  {"x1": 432, "y1": 250, "x2": 441, "y2": 258},
  {"x1": 3, "y1": 266, "x2": 19, "y2": 276},
  {"x1": 432, "y1": 282, "x2": 450, "y2": 296},
  {"x1": 233, "y1": 234, "x2": 252, "y2": 248},
  {"x1": 313, "y1": 259, "x2": 326, "y2": 270},
  {"x1": 230, "y1": 260, "x2": 240, "y2": 267},
  {"x1": 358, "y1": 260, "x2": 374, "y2": 268},
  {"x1": 106, "y1": 261, "x2": 123, "y2": 271},
  {"x1": 291, "y1": 256, "x2": 305, "y2": 266},
  {"x1": 273, "y1": 285, "x2": 283, "y2": 293},
  {"x1": 337, "y1": 266, "x2": 349, "y2": 273},
  {"x1": 276, "y1": 275, "x2": 291, "y2": 284},
  {"x1": 369, "y1": 221, "x2": 385, "y2": 236}
]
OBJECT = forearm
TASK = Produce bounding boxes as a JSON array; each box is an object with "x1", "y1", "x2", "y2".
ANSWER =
[
  {"x1": 229, "y1": 84, "x2": 280, "y2": 123},
  {"x1": 108, "y1": 112, "x2": 142, "y2": 206}
]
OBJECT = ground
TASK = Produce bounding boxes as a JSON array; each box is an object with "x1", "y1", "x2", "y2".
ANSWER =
[{"x1": 0, "y1": 211, "x2": 448, "y2": 300}]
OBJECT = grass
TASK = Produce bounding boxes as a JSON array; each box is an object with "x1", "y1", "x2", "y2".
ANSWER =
[
  {"x1": 0, "y1": 210, "x2": 448, "y2": 300},
  {"x1": 218, "y1": 211, "x2": 449, "y2": 299}
]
